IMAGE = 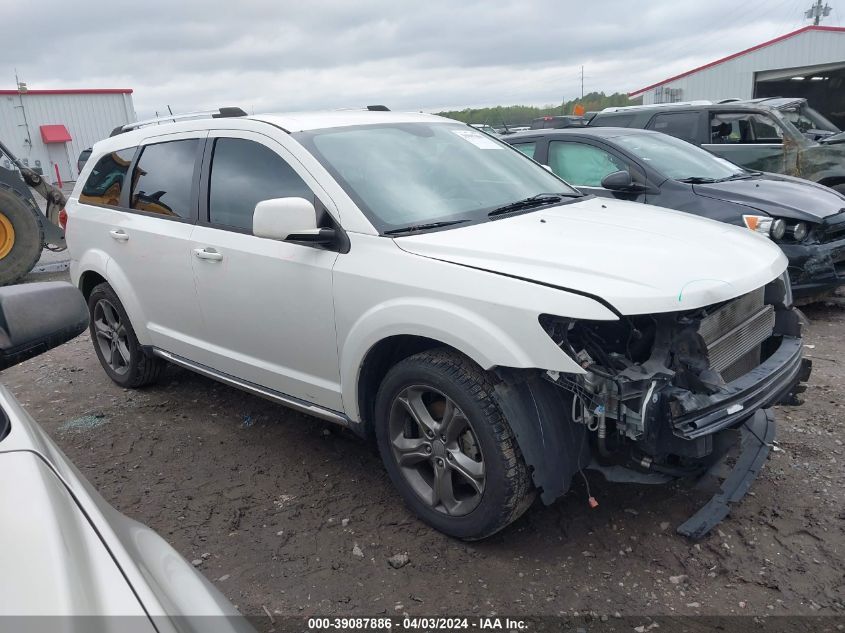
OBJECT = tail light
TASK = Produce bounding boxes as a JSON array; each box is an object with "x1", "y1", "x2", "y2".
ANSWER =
[{"x1": 58, "y1": 208, "x2": 68, "y2": 231}]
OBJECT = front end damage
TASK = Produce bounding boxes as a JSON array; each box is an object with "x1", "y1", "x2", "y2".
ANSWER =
[
  {"x1": 495, "y1": 274, "x2": 811, "y2": 537},
  {"x1": 782, "y1": 209, "x2": 845, "y2": 301}
]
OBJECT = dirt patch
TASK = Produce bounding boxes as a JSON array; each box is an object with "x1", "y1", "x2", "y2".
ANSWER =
[{"x1": 2, "y1": 274, "x2": 843, "y2": 622}]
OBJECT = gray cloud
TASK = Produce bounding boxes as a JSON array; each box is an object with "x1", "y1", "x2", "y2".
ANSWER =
[{"x1": 2, "y1": 0, "x2": 832, "y2": 117}]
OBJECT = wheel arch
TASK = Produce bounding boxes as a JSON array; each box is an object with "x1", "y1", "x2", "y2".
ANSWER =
[
  {"x1": 75, "y1": 254, "x2": 151, "y2": 346},
  {"x1": 355, "y1": 334, "x2": 452, "y2": 436},
  {"x1": 815, "y1": 173, "x2": 845, "y2": 191},
  {"x1": 340, "y1": 298, "x2": 582, "y2": 427},
  {"x1": 79, "y1": 269, "x2": 107, "y2": 301}
]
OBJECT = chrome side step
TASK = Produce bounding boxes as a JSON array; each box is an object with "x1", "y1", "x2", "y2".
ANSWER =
[{"x1": 151, "y1": 348, "x2": 353, "y2": 428}]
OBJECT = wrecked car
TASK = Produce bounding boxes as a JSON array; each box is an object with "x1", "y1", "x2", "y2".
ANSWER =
[
  {"x1": 506, "y1": 127, "x2": 845, "y2": 301},
  {"x1": 589, "y1": 102, "x2": 845, "y2": 195},
  {"x1": 720, "y1": 97, "x2": 842, "y2": 143},
  {"x1": 68, "y1": 108, "x2": 810, "y2": 540}
]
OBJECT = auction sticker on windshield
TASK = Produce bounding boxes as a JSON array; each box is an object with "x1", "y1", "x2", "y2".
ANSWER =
[{"x1": 451, "y1": 129, "x2": 502, "y2": 149}]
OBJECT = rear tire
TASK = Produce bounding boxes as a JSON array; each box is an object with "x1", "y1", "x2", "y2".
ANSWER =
[
  {"x1": 374, "y1": 348, "x2": 535, "y2": 540},
  {"x1": 88, "y1": 283, "x2": 164, "y2": 387},
  {"x1": 0, "y1": 183, "x2": 44, "y2": 286}
]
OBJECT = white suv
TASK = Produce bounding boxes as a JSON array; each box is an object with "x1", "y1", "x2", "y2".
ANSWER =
[{"x1": 68, "y1": 108, "x2": 809, "y2": 539}]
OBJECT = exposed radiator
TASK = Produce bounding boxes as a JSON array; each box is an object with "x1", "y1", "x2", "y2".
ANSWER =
[{"x1": 698, "y1": 288, "x2": 775, "y2": 382}]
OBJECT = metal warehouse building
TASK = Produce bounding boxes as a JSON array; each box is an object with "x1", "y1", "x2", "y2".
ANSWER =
[
  {"x1": 630, "y1": 25, "x2": 845, "y2": 127},
  {"x1": 0, "y1": 88, "x2": 136, "y2": 184}
]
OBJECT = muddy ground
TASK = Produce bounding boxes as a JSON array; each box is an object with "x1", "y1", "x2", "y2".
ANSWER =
[{"x1": 3, "y1": 269, "x2": 843, "y2": 626}]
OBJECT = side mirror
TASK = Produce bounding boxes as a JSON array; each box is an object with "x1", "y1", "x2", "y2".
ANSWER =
[
  {"x1": 0, "y1": 282, "x2": 88, "y2": 371},
  {"x1": 253, "y1": 197, "x2": 336, "y2": 244},
  {"x1": 601, "y1": 170, "x2": 635, "y2": 191}
]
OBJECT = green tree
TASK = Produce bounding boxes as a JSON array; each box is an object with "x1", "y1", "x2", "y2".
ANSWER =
[{"x1": 436, "y1": 92, "x2": 638, "y2": 128}]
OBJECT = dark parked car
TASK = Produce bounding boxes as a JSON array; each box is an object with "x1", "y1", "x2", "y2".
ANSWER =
[
  {"x1": 506, "y1": 127, "x2": 845, "y2": 300},
  {"x1": 529, "y1": 115, "x2": 585, "y2": 129},
  {"x1": 588, "y1": 103, "x2": 845, "y2": 194},
  {"x1": 77, "y1": 147, "x2": 92, "y2": 175}
]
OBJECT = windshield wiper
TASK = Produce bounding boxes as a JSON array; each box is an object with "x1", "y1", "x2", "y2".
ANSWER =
[
  {"x1": 718, "y1": 171, "x2": 763, "y2": 182},
  {"x1": 384, "y1": 219, "x2": 469, "y2": 235},
  {"x1": 680, "y1": 172, "x2": 763, "y2": 184},
  {"x1": 487, "y1": 192, "x2": 578, "y2": 218},
  {"x1": 678, "y1": 176, "x2": 719, "y2": 184}
]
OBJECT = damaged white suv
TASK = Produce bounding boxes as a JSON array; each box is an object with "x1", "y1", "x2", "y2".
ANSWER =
[{"x1": 67, "y1": 108, "x2": 810, "y2": 540}]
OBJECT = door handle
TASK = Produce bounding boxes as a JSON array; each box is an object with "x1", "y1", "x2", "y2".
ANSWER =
[
  {"x1": 193, "y1": 247, "x2": 223, "y2": 262},
  {"x1": 109, "y1": 229, "x2": 129, "y2": 242}
]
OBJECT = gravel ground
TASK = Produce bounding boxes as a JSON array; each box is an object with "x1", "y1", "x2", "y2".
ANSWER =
[{"x1": 2, "y1": 269, "x2": 843, "y2": 628}]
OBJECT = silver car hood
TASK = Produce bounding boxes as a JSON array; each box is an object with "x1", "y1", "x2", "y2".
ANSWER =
[
  {"x1": 0, "y1": 385, "x2": 253, "y2": 632},
  {"x1": 0, "y1": 450, "x2": 147, "y2": 618}
]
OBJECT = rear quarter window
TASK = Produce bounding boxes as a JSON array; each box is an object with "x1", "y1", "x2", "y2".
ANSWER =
[
  {"x1": 646, "y1": 112, "x2": 701, "y2": 144},
  {"x1": 78, "y1": 147, "x2": 136, "y2": 207},
  {"x1": 590, "y1": 113, "x2": 635, "y2": 128}
]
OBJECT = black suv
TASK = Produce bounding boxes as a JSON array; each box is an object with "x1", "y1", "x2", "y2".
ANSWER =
[{"x1": 589, "y1": 103, "x2": 845, "y2": 194}]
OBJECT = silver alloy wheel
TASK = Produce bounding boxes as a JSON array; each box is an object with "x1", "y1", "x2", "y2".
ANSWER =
[
  {"x1": 388, "y1": 385, "x2": 486, "y2": 516},
  {"x1": 93, "y1": 298, "x2": 131, "y2": 375}
]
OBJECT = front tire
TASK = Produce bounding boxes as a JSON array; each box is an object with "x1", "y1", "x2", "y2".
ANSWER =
[
  {"x1": 374, "y1": 349, "x2": 535, "y2": 540},
  {"x1": 88, "y1": 283, "x2": 164, "y2": 387}
]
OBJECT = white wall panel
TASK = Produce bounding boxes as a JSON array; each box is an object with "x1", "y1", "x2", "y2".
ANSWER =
[
  {"x1": 0, "y1": 92, "x2": 135, "y2": 183},
  {"x1": 639, "y1": 29, "x2": 845, "y2": 105}
]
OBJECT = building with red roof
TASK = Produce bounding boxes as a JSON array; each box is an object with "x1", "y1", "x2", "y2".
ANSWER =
[
  {"x1": 0, "y1": 87, "x2": 135, "y2": 183},
  {"x1": 629, "y1": 26, "x2": 845, "y2": 126}
]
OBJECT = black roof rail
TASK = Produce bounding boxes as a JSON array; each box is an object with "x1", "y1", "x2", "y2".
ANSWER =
[
  {"x1": 212, "y1": 107, "x2": 248, "y2": 118},
  {"x1": 110, "y1": 107, "x2": 248, "y2": 136}
]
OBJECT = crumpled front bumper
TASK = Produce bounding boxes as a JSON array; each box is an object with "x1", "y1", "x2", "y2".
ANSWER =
[
  {"x1": 677, "y1": 408, "x2": 777, "y2": 540},
  {"x1": 657, "y1": 335, "x2": 811, "y2": 440},
  {"x1": 783, "y1": 236, "x2": 845, "y2": 299}
]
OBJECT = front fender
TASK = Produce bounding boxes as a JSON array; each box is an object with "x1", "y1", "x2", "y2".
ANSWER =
[{"x1": 339, "y1": 297, "x2": 585, "y2": 422}]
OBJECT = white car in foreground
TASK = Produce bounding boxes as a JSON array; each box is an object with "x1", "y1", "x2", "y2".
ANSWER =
[
  {"x1": 0, "y1": 282, "x2": 252, "y2": 630},
  {"x1": 67, "y1": 108, "x2": 809, "y2": 539}
]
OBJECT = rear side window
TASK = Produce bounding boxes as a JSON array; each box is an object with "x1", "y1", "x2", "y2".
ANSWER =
[
  {"x1": 647, "y1": 112, "x2": 700, "y2": 144},
  {"x1": 208, "y1": 138, "x2": 314, "y2": 232},
  {"x1": 709, "y1": 113, "x2": 784, "y2": 145},
  {"x1": 510, "y1": 142, "x2": 536, "y2": 158},
  {"x1": 130, "y1": 139, "x2": 199, "y2": 219},
  {"x1": 79, "y1": 148, "x2": 136, "y2": 207},
  {"x1": 590, "y1": 113, "x2": 635, "y2": 127}
]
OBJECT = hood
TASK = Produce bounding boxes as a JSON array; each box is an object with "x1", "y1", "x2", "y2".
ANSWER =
[
  {"x1": 692, "y1": 173, "x2": 845, "y2": 222},
  {"x1": 394, "y1": 196, "x2": 787, "y2": 316},
  {"x1": 820, "y1": 130, "x2": 845, "y2": 145},
  {"x1": 0, "y1": 450, "x2": 150, "y2": 617}
]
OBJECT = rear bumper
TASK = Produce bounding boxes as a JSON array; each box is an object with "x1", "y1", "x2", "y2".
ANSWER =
[{"x1": 665, "y1": 335, "x2": 809, "y2": 440}]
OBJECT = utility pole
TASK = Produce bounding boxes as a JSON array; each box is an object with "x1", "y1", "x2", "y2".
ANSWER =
[
  {"x1": 580, "y1": 66, "x2": 584, "y2": 99},
  {"x1": 805, "y1": 0, "x2": 832, "y2": 24}
]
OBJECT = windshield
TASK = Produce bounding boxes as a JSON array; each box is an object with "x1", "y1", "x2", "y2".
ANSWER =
[
  {"x1": 613, "y1": 132, "x2": 745, "y2": 181},
  {"x1": 294, "y1": 122, "x2": 579, "y2": 233},
  {"x1": 780, "y1": 103, "x2": 840, "y2": 134}
]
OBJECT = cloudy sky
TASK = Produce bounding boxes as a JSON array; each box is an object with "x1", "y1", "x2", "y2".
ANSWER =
[{"x1": 3, "y1": 0, "x2": 841, "y2": 118}]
